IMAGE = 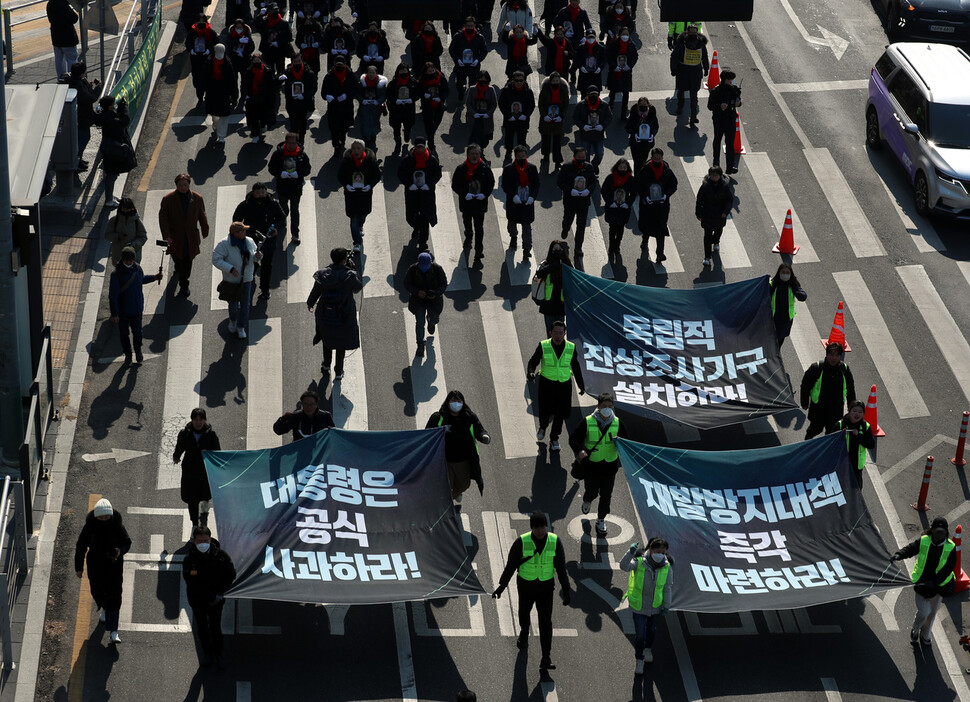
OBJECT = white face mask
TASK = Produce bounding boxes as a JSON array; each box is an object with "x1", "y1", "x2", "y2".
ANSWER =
[
  {"x1": 599, "y1": 407, "x2": 614, "y2": 419},
  {"x1": 780, "y1": 273, "x2": 791, "y2": 282},
  {"x1": 123, "y1": 261, "x2": 134, "y2": 268},
  {"x1": 196, "y1": 542, "x2": 211, "y2": 553},
  {"x1": 651, "y1": 552, "x2": 665, "y2": 563},
  {"x1": 620, "y1": 34, "x2": 629, "y2": 42},
  {"x1": 586, "y1": 37, "x2": 596, "y2": 44},
  {"x1": 449, "y1": 401, "x2": 464, "y2": 413}
]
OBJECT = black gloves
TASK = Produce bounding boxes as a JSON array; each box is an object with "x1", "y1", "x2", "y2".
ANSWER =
[
  {"x1": 561, "y1": 588, "x2": 571, "y2": 606},
  {"x1": 492, "y1": 584, "x2": 507, "y2": 599}
]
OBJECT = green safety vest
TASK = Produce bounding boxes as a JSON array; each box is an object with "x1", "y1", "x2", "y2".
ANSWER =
[
  {"x1": 837, "y1": 419, "x2": 870, "y2": 471},
  {"x1": 437, "y1": 415, "x2": 478, "y2": 454},
  {"x1": 770, "y1": 284, "x2": 797, "y2": 320},
  {"x1": 540, "y1": 339, "x2": 575, "y2": 383},
  {"x1": 585, "y1": 415, "x2": 619, "y2": 463},
  {"x1": 625, "y1": 558, "x2": 669, "y2": 610},
  {"x1": 911, "y1": 535, "x2": 955, "y2": 586},
  {"x1": 668, "y1": 21, "x2": 702, "y2": 37},
  {"x1": 809, "y1": 362, "x2": 848, "y2": 406},
  {"x1": 519, "y1": 532, "x2": 557, "y2": 581},
  {"x1": 544, "y1": 276, "x2": 564, "y2": 303}
]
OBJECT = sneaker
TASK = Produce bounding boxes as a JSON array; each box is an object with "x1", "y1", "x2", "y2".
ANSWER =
[
  {"x1": 251, "y1": 136, "x2": 260, "y2": 144},
  {"x1": 217, "y1": 136, "x2": 226, "y2": 143},
  {"x1": 523, "y1": 249, "x2": 532, "y2": 259},
  {"x1": 99, "y1": 611, "x2": 106, "y2": 623},
  {"x1": 703, "y1": 258, "x2": 712, "y2": 267},
  {"x1": 920, "y1": 636, "x2": 932, "y2": 647},
  {"x1": 228, "y1": 320, "x2": 237, "y2": 333},
  {"x1": 237, "y1": 327, "x2": 247, "y2": 339},
  {"x1": 713, "y1": 243, "x2": 720, "y2": 251},
  {"x1": 643, "y1": 648, "x2": 653, "y2": 663},
  {"x1": 178, "y1": 286, "x2": 190, "y2": 297},
  {"x1": 581, "y1": 501, "x2": 591, "y2": 515},
  {"x1": 454, "y1": 494, "x2": 463, "y2": 504},
  {"x1": 259, "y1": 291, "x2": 270, "y2": 300},
  {"x1": 726, "y1": 167, "x2": 739, "y2": 175},
  {"x1": 123, "y1": 353, "x2": 132, "y2": 366},
  {"x1": 109, "y1": 631, "x2": 121, "y2": 644},
  {"x1": 539, "y1": 657, "x2": 556, "y2": 670},
  {"x1": 536, "y1": 427, "x2": 546, "y2": 441},
  {"x1": 416, "y1": 342, "x2": 425, "y2": 358},
  {"x1": 428, "y1": 322, "x2": 436, "y2": 335},
  {"x1": 334, "y1": 371, "x2": 344, "y2": 380},
  {"x1": 635, "y1": 658, "x2": 644, "y2": 675},
  {"x1": 910, "y1": 628, "x2": 919, "y2": 643},
  {"x1": 550, "y1": 440, "x2": 561, "y2": 452},
  {"x1": 321, "y1": 363, "x2": 330, "y2": 375},
  {"x1": 105, "y1": 198, "x2": 120, "y2": 208},
  {"x1": 134, "y1": 350, "x2": 144, "y2": 364},
  {"x1": 656, "y1": 253, "x2": 667, "y2": 262},
  {"x1": 595, "y1": 519, "x2": 608, "y2": 536},
  {"x1": 292, "y1": 236, "x2": 301, "y2": 246},
  {"x1": 516, "y1": 630, "x2": 528, "y2": 649}
]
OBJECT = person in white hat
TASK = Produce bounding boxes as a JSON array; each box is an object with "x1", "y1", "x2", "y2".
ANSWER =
[{"x1": 74, "y1": 498, "x2": 131, "y2": 644}]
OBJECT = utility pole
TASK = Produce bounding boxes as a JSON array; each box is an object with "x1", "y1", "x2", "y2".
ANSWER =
[{"x1": 0, "y1": 36, "x2": 25, "y2": 469}]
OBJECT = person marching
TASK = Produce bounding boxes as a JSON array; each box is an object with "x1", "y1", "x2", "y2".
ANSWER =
[
  {"x1": 452, "y1": 144, "x2": 496, "y2": 265},
  {"x1": 669, "y1": 23, "x2": 708, "y2": 126},
  {"x1": 492, "y1": 511, "x2": 572, "y2": 673},
  {"x1": 75, "y1": 498, "x2": 131, "y2": 645},
  {"x1": 501, "y1": 145, "x2": 540, "y2": 258},
  {"x1": 419, "y1": 61, "x2": 450, "y2": 155},
  {"x1": 212, "y1": 222, "x2": 262, "y2": 339},
  {"x1": 109, "y1": 246, "x2": 162, "y2": 365},
  {"x1": 404, "y1": 252, "x2": 448, "y2": 358},
  {"x1": 620, "y1": 537, "x2": 672, "y2": 672},
  {"x1": 187, "y1": 15, "x2": 218, "y2": 103},
  {"x1": 231, "y1": 182, "x2": 286, "y2": 300},
  {"x1": 502, "y1": 23, "x2": 539, "y2": 80},
  {"x1": 173, "y1": 408, "x2": 221, "y2": 527},
  {"x1": 106, "y1": 198, "x2": 148, "y2": 266},
  {"x1": 273, "y1": 390, "x2": 335, "y2": 441},
  {"x1": 533, "y1": 240, "x2": 572, "y2": 331},
  {"x1": 183, "y1": 526, "x2": 237, "y2": 668},
  {"x1": 634, "y1": 147, "x2": 677, "y2": 263},
  {"x1": 694, "y1": 165, "x2": 733, "y2": 268},
  {"x1": 498, "y1": 71, "x2": 535, "y2": 160},
  {"x1": 537, "y1": 72, "x2": 570, "y2": 166},
  {"x1": 708, "y1": 69, "x2": 742, "y2": 174},
  {"x1": 242, "y1": 52, "x2": 279, "y2": 143},
  {"x1": 356, "y1": 65, "x2": 388, "y2": 152},
  {"x1": 268, "y1": 131, "x2": 312, "y2": 243},
  {"x1": 537, "y1": 25, "x2": 573, "y2": 81},
  {"x1": 464, "y1": 71, "x2": 499, "y2": 151},
  {"x1": 557, "y1": 145, "x2": 595, "y2": 256},
  {"x1": 799, "y1": 342, "x2": 856, "y2": 439},
  {"x1": 768, "y1": 263, "x2": 807, "y2": 347},
  {"x1": 203, "y1": 44, "x2": 238, "y2": 144},
  {"x1": 425, "y1": 390, "x2": 491, "y2": 507},
  {"x1": 835, "y1": 400, "x2": 876, "y2": 488},
  {"x1": 321, "y1": 56, "x2": 359, "y2": 158},
  {"x1": 573, "y1": 86, "x2": 612, "y2": 170},
  {"x1": 387, "y1": 63, "x2": 418, "y2": 153},
  {"x1": 449, "y1": 16, "x2": 489, "y2": 102},
  {"x1": 605, "y1": 25, "x2": 637, "y2": 119},
  {"x1": 159, "y1": 173, "x2": 210, "y2": 298},
  {"x1": 600, "y1": 157, "x2": 635, "y2": 256},
  {"x1": 891, "y1": 517, "x2": 957, "y2": 648},
  {"x1": 397, "y1": 138, "x2": 442, "y2": 251},
  {"x1": 569, "y1": 392, "x2": 628, "y2": 536},
  {"x1": 625, "y1": 95, "x2": 658, "y2": 175},
  {"x1": 337, "y1": 140, "x2": 382, "y2": 254},
  {"x1": 307, "y1": 247, "x2": 363, "y2": 378},
  {"x1": 279, "y1": 52, "x2": 317, "y2": 145},
  {"x1": 527, "y1": 320, "x2": 586, "y2": 452}
]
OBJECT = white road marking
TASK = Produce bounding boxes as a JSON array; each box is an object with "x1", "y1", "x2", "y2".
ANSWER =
[
  {"x1": 678, "y1": 156, "x2": 750, "y2": 269},
  {"x1": 571, "y1": 207, "x2": 613, "y2": 279},
  {"x1": 789, "y1": 300, "x2": 824, "y2": 372},
  {"x1": 247, "y1": 318, "x2": 283, "y2": 449},
  {"x1": 236, "y1": 681, "x2": 252, "y2": 702},
  {"x1": 481, "y1": 511, "x2": 516, "y2": 636},
  {"x1": 744, "y1": 152, "x2": 819, "y2": 263},
  {"x1": 432, "y1": 181, "x2": 472, "y2": 291},
  {"x1": 158, "y1": 324, "x2": 202, "y2": 490},
  {"x1": 832, "y1": 271, "x2": 928, "y2": 419},
  {"x1": 361, "y1": 182, "x2": 396, "y2": 298},
  {"x1": 821, "y1": 678, "x2": 842, "y2": 702},
  {"x1": 773, "y1": 80, "x2": 868, "y2": 92},
  {"x1": 211, "y1": 184, "x2": 248, "y2": 311}
]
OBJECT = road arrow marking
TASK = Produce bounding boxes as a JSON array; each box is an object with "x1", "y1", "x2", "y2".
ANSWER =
[
  {"x1": 779, "y1": 0, "x2": 850, "y2": 60},
  {"x1": 81, "y1": 448, "x2": 151, "y2": 464}
]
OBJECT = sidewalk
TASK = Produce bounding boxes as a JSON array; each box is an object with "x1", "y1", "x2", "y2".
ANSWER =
[{"x1": 0, "y1": 19, "x2": 176, "y2": 701}]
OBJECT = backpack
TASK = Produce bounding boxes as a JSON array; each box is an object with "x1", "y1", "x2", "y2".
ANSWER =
[
  {"x1": 530, "y1": 274, "x2": 546, "y2": 305},
  {"x1": 319, "y1": 287, "x2": 346, "y2": 326}
]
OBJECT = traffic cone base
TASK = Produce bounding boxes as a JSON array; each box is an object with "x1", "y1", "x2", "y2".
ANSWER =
[
  {"x1": 772, "y1": 209, "x2": 800, "y2": 255},
  {"x1": 704, "y1": 50, "x2": 720, "y2": 90}
]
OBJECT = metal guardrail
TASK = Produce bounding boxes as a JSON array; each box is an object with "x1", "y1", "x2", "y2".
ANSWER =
[
  {"x1": 18, "y1": 324, "x2": 54, "y2": 534},
  {"x1": 0, "y1": 476, "x2": 30, "y2": 671}
]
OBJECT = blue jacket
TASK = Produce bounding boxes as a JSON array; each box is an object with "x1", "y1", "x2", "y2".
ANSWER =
[{"x1": 109, "y1": 263, "x2": 158, "y2": 317}]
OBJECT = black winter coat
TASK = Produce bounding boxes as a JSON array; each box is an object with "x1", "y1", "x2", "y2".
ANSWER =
[
  {"x1": 635, "y1": 160, "x2": 677, "y2": 231},
  {"x1": 501, "y1": 162, "x2": 539, "y2": 223},
  {"x1": 280, "y1": 64, "x2": 318, "y2": 115},
  {"x1": 69, "y1": 75, "x2": 99, "y2": 130},
  {"x1": 321, "y1": 71, "x2": 359, "y2": 129},
  {"x1": 410, "y1": 33, "x2": 444, "y2": 71},
  {"x1": 557, "y1": 160, "x2": 595, "y2": 206},
  {"x1": 498, "y1": 84, "x2": 536, "y2": 126},
  {"x1": 273, "y1": 409, "x2": 335, "y2": 442},
  {"x1": 398, "y1": 153, "x2": 442, "y2": 218},
  {"x1": 204, "y1": 60, "x2": 239, "y2": 117},
  {"x1": 232, "y1": 193, "x2": 286, "y2": 238},
  {"x1": 173, "y1": 423, "x2": 221, "y2": 505},
  {"x1": 74, "y1": 510, "x2": 132, "y2": 611},
  {"x1": 600, "y1": 172, "x2": 635, "y2": 225},
  {"x1": 426, "y1": 410, "x2": 488, "y2": 493},
  {"x1": 625, "y1": 104, "x2": 659, "y2": 149},
  {"x1": 337, "y1": 149, "x2": 382, "y2": 218},
  {"x1": 694, "y1": 175, "x2": 733, "y2": 226},
  {"x1": 94, "y1": 103, "x2": 134, "y2": 175},
  {"x1": 605, "y1": 39, "x2": 638, "y2": 93},
  {"x1": 268, "y1": 143, "x2": 312, "y2": 197},
  {"x1": 537, "y1": 30, "x2": 573, "y2": 76},
  {"x1": 452, "y1": 160, "x2": 495, "y2": 215},
  {"x1": 47, "y1": 0, "x2": 79, "y2": 47},
  {"x1": 308, "y1": 264, "x2": 363, "y2": 350},
  {"x1": 183, "y1": 540, "x2": 237, "y2": 604},
  {"x1": 404, "y1": 262, "x2": 448, "y2": 315},
  {"x1": 799, "y1": 360, "x2": 856, "y2": 428}
]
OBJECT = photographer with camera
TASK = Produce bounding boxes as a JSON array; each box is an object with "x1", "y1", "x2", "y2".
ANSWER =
[
  {"x1": 307, "y1": 247, "x2": 363, "y2": 378},
  {"x1": 619, "y1": 537, "x2": 673, "y2": 673},
  {"x1": 232, "y1": 182, "x2": 286, "y2": 301}
]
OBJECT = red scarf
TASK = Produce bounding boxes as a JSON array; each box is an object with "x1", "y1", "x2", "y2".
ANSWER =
[
  {"x1": 648, "y1": 161, "x2": 664, "y2": 180},
  {"x1": 585, "y1": 95, "x2": 600, "y2": 111},
  {"x1": 291, "y1": 63, "x2": 304, "y2": 80},
  {"x1": 462, "y1": 27, "x2": 477, "y2": 41},
  {"x1": 423, "y1": 71, "x2": 442, "y2": 87},
  {"x1": 414, "y1": 149, "x2": 430, "y2": 170},
  {"x1": 550, "y1": 85, "x2": 562, "y2": 104},
  {"x1": 612, "y1": 170, "x2": 631, "y2": 188},
  {"x1": 396, "y1": 74, "x2": 410, "y2": 87},
  {"x1": 230, "y1": 26, "x2": 245, "y2": 39},
  {"x1": 212, "y1": 57, "x2": 225, "y2": 80},
  {"x1": 353, "y1": 153, "x2": 366, "y2": 169},
  {"x1": 192, "y1": 23, "x2": 210, "y2": 38},
  {"x1": 283, "y1": 143, "x2": 301, "y2": 158},
  {"x1": 251, "y1": 64, "x2": 264, "y2": 93},
  {"x1": 364, "y1": 74, "x2": 378, "y2": 87},
  {"x1": 567, "y1": 5, "x2": 581, "y2": 23},
  {"x1": 421, "y1": 33, "x2": 435, "y2": 53},
  {"x1": 333, "y1": 65, "x2": 347, "y2": 86},
  {"x1": 586, "y1": 40, "x2": 597, "y2": 56},
  {"x1": 514, "y1": 159, "x2": 530, "y2": 186},
  {"x1": 512, "y1": 34, "x2": 527, "y2": 62},
  {"x1": 475, "y1": 82, "x2": 489, "y2": 101},
  {"x1": 464, "y1": 158, "x2": 481, "y2": 180},
  {"x1": 617, "y1": 39, "x2": 628, "y2": 54},
  {"x1": 553, "y1": 38, "x2": 566, "y2": 72},
  {"x1": 573, "y1": 158, "x2": 586, "y2": 171},
  {"x1": 266, "y1": 13, "x2": 282, "y2": 27}
]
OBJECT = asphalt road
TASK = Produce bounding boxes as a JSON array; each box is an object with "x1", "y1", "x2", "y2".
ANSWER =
[{"x1": 32, "y1": 0, "x2": 970, "y2": 700}]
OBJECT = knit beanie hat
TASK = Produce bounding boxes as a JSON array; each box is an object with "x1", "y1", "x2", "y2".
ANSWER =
[{"x1": 93, "y1": 498, "x2": 113, "y2": 518}]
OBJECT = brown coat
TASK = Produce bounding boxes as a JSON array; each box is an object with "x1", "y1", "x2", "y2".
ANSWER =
[{"x1": 158, "y1": 189, "x2": 210, "y2": 260}]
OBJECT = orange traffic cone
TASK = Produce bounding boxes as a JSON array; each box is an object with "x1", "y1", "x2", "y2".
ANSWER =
[
  {"x1": 820, "y1": 301, "x2": 852, "y2": 351},
  {"x1": 704, "y1": 51, "x2": 720, "y2": 90},
  {"x1": 771, "y1": 209, "x2": 800, "y2": 255},
  {"x1": 954, "y1": 525, "x2": 970, "y2": 594},
  {"x1": 723, "y1": 112, "x2": 746, "y2": 155},
  {"x1": 864, "y1": 385, "x2": 886, "y2": 437}
]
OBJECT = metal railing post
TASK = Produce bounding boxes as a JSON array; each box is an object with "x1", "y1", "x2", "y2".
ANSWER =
[{"x1": 2, "y1": 9, "x2": 13, "y2": 78}]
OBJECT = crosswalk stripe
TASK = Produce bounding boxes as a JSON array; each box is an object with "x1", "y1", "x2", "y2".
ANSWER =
[
  {"x1": 679, "y1": 156, "x2": 751, "y2": 269},
  {"x1": 627, "y1": 90, "x2": 680, "y2": 105},
  {"x1": 332, "y1": 323, "x2": 369, "y2": 431},
  {"x1": 431, "y1": 181, "x2": 472, "y2": 292},
  {"x1": 211, "y1": 184, "x2": 248, "y2": 311},
  {"x1": 897, "y1": 264, "x2": 970, "y2": 406},
  {"x1": 571, "y1": 208, "x2": 613, "y2": 279},
  {"x1": 403, "y1": 314, "x2": 447, "y2": 429},
  {"x1": 285, "y1": 192, "x2": 319, "y2": 305},
  {"x1": 480, "y1": 300, "x2": 539, "y2": 459},
  {"x1": 246, "y1": 318, "x2": 283, "y2": 450},
  {"x1": 630, "y1": 199, "x2": 686, "y2": 274},
  {"x1": 832, "y1": 271, "x2": 928, "y2": 419},
  {"x1": 491, "y1": 167, "x2": 534, "y2": 287},
  {"x1": 958, "y1": 262, "x2": 970, "y2": 291},
  {"x1": 876, "y1": 175, "x2": 946, "y2": 254},
  {"x1": 803, "y1": 147, "x2": 886, "y2": 258},
  {"x1": 789, "y1": 300, "x2": 824, "y2": 373},
  {"x1": 158, "y1": 324, "x2": 203, "y2": 490},
  {"x1": 744, "y1": 152, "x2": 819, "y2": 263},
  {"x1": 142, "y1": 190, "x2": 168, "y2": 316},
  {"x1": 362, "y1": 183, "x2": 396, "y2": 299}
]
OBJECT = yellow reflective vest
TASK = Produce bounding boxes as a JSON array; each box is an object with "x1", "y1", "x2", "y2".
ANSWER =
[
  {"x1": 519, "y1": 532, "x2": 557, "y2": 581},
  {"x1": 912, "y1": 535, "x2": 955, "y2": 587},
  {"x1": 539, "y1": 338, "x2": 575, "y2": 382},
  {"x1": 625, "y1": 558, "x2": 669, "y2": 610}
]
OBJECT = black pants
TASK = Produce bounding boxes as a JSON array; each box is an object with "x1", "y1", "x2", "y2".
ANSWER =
[
  {"x1": 422, "y1": 109, "x2": 444, "y2": 149},
  {"x1": 390, "y1": 113, "x2": 415, "y2": 143},
  {"x1": 583, "y1": 461, "x2": 619, "y2": 519},
  {"x1": 562, "y1": 203, "x2": 589, "y2": 250},
  {"x1": 174, "y1": 256, "x2": 193, "y2": 291},
  {"x1": 279, "y1": 191, "x2": 302, "y2": 236},
  {"x1": 462, "y1": 212, "x2": 485, "y2": 254},
  {"x1": 189, "y1": 598, "x2": 225, "y2": 656},
  {"x1": 288, "y1": 107, "x2": 310, "y2": 143},
  {"x1": 118, "y1": 315, "x2": 143, "y2": 356},
  {"x1": 517, "y1": 580, "x2": 554, "y2": 658},
  {"x1": 607, "y1": 221, "x2": 625, "y2": 252},
  {"x1": 805, "y1": 417, "x2": 839, "y2": 440},
  {"x1": 537, "y1": 411, "x2": 565, "y2": 441},
  {"x1": 541, "y1": 132, "x2": 563, "y2": 163},
  {"x1": 323, "y1": 346, "x2": 346, "y2": 374},
  {"x1": 246, "y1": 99, "x2": 275, "y2": 137},
  {"x1": 504, "y1": 121, "x2": 528, "y2": 153},
  {"x1": 453, "y1": 66, "x2": 476, "y2": 98},
  {"x1": 702, "y1": 225, "x2": 724, "y2": 258},
  {"x1": 712, "y1": 118, "x2": 737, "y2": 169},
  {"x1": 507, "y1": 220, "x2": 533, "y2": 252},
  {"x1": 259, "y1": 235, "x2": 278, "y2": 293}
]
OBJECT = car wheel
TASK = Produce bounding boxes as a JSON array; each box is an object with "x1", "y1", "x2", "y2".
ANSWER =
[
  {"x1": 865, "y1": 107, "x2": 883, "y2": 150},
  {"x1": 914, "y1": 171, "x2": 930, "y2": 217},
  {"x1": 886, "y1": 2, "x2": 903, "y2": 42}
]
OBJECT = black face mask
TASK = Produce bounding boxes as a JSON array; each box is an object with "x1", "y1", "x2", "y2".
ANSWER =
[
  {"x1": 575, "y1": 159, "x2": 586, "y2": 167},
  {"x1": 516, "y1": 158, "x2": 526, "y2": 165},
  {"x1": 423, "y1": 29, "x2": 433, "y2": 35},
  {"x1": 477, "y1": 80, "x2": 487, "y2": 86}
]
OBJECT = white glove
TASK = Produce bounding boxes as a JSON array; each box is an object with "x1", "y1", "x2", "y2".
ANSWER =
[
  {"x1": 620, "y1": 202, "x2": 629, "y2": 208},
  {"x1": 269, "y1": 41, "x2": 277, "y2": 47},
  {"x1": 204, "y1": 49, "x2": 211, "y2": 55},
  {"x1": 409, "y1": 184, "x2": 419, "y2": 191},
  {"x1": 424, "y1": 93, "x2": 431, "y2": 99},
  {"x1": 280, "y1": 171, "x2": 293, "y2": 179},
  {"x1": 475, "y1": 193, "x2": 486, "y2": 200},
  {"x1": 312, "y1": 42, "x2": 319, "y2": 48},
  {"x1": 512, "y1": 195, "x2": 522, "y2": 204},
  {"x1": 594, "y1": 124, "x2": 604, "y2": 131},
  {"x1": 337, "y1": 94, "x2": 347, "y2": 102},
  {"x1": 518, "y1": 114, "x2": 527, "y2": 120},
  {"x1": 325, "y1": 94, "x2": 334, "y2": 102},
  {"x1": 543, "y1": 115, "x2": 552, "y2": 122},
  {"x1": 420, "y1": 184, "x2": 430, "y2": 190},
  {"x1": 623, "y1": 65, "x2": 631, "y2": 71},
  {"x1": 240, "y1": 36, "x2": 249, "y2": 43},
  {"x1": 526, "y1": 196, "x2": 534, "y2": 205},
  {"x1": 279, "y1": 74, "x2": 287, "y2": 81},
  {"x1": 346, "y1": 184, "x2": 355, "y2": 192},
  {"x1": 361, "y1": 184, "x2": 372, "y2": 192},
  {"x1": 432, "y1": 97, "x2": 442, "y2": 103},
  {"x1": 363, "y1": 99, "x2": 376, "y2": 105},
  {"x1": 474, "y1": 113, "x2": 488, "y2": 119},
  {"x1": 580, "y1": 188, "x2": 590, "y2": 197},
  {"x1": 471, "y1": 59, "x2": 479, "y2": 66},
  {"x1": 554, "y1": 116, "x2": 562, "y2": 122},
  {"x1": 582, "y1": 124, "x2": 593, "y2": 131},
  {"x1": 570, "y1": 189, "x2": 580, "y2": 197},
  {"x1": 465, "y1": 193, "x2": 475, "y2": 200},
  {"x1": 375, "y1": 55, "x2": 384, "y2": 61}
]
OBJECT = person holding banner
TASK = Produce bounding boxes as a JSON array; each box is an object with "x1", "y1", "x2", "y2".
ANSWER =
[
  {"x1": 799, "y1": 342, "x2": 856, "y2": 440},
  {"x1": 835, "y1": 400, "x2": 875, "y2": 488},
  {"x1": 620, "y1": 537, "x2": 672, "y2": 672},
  {"x1": 493, "y1": 511, "x2": 572, "y2": 672},
  {"x1": 173, "y1": 408, "x2": 221, "y2": 527},
  {"x1": 569, "y1": 392, "x2": 628, "y2": 536},
  {"x1": 425, "y1": 390, "x2": 491, "y2": 506},
  {"x1": 183, "y1": 526, "x2": 237, "y2": 668},
  {"x1": 273, "y1": 390, "x2": 334, "y2": 441},
  {"x1": 769, "y1": 263, "x2": 807, "y2": 348},
  {"x1": 891, "y1": 517, "x2": 957, "y2": 647},
  {"x1": 527, "y1": 320, "x2": 586, "y2": 452}
]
